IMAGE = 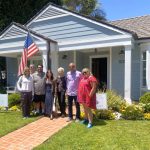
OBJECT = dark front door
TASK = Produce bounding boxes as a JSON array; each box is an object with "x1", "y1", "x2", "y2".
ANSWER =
[{"x1": 92, "y1": 57, "x2": 107, "y2": 91}]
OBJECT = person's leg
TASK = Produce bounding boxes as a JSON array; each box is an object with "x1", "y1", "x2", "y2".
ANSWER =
[
  {"x1": 67, "y1": 96, "x2": 73, "y2": 120},
  {"x1": 74, "y1": 96, "x2": 80, "y2": 120},
  {"x1": 57, "y1": 92, "x2": 62, "y2": 115},
  {"x1": 21, "y1": 93, "x2": 26, "y2": 117},
  {"x1": 26, "y1": 92, "x2": 32, "y2": 117},
  {"x1": 87, "y1": 107, "x2": 93, "y2": 124},
  {"x1": 41, "y1": 95, "x2": 45, "y2": 114},
  {"x1": 82, "y1": 104, "x2": 88, "y2": 120},
  {"x1": 61, "y1": 91, "x2": 66, "y2": 116}
]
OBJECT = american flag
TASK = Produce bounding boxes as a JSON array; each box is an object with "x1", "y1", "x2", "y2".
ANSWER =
[{"x1": 18, "y1": 33, "x2": 39, "y2": 76}]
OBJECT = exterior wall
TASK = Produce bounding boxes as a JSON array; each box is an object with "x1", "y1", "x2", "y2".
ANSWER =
[
  {"x1": 58, "y1": 51, "x2": 74, "y2": 73},
  {"x1": 6, "y1": 57, "x2": 18, "y2": 86},
  {"x1": 29, "y1": 15, "x2": 121, "y2": 44},
  {"x1": 131, "y1": 44, "x2": 141, "y2": 100},
  {"x1": 111, "y1": 47, "x2": 124, "y2": 96}
]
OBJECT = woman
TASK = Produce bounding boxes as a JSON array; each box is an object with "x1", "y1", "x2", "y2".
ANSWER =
[
  {"x1": 78, "y1": 68, "x2": 97, "y2": 128},
  {"x1": 55, "y1": 67, "x2": 67, "y2": 117},
  {"x1": 45, "y1": 69, "x2": 55, "y2": 119},
  {"x1": 17, "y1": 67, "x2": 34, "y2": 119}
]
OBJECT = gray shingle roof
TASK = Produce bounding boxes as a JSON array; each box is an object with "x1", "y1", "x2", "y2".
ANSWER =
[{"x1": 110, "y1": 15, "x2": 150, "y2": 39}]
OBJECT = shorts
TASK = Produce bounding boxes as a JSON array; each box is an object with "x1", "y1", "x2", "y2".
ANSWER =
[{"x1": 33, "y1": 94, "x2": 45, "y2": 103}]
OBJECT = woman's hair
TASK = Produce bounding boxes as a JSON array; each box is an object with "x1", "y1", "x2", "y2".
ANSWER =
[
  {"x1": 82, "y1": 68, "x2": 92, "y2": 75},
  {"x1": 46, "y1": 69, "x2": 54, "y2": 80},
  {"x1": 23, "y1": 67, "x2": 30, "y2": 75},
  {"x1": 57, "y1": 67, "x2": 64, "y2": 73}
]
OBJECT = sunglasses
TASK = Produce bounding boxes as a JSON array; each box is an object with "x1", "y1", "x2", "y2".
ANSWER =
[{"x1": 82, "y1": 72, "x2": 87, "y2": 75}]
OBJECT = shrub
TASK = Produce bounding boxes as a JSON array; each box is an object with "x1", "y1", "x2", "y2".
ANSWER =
[
  {"x1": 106, "y1": 90, "x2": 127, "y2": 112},
  {"x1": 94, "y1": 109, "x2": 115, "y2": 120},
  {"x1": 144, "y1": 113, "x2": 150, "y2": 120},
  {"x1": 139, "y1": 103, "x2": 150, "y2": 113},
  {"x1": 9, "y1": 105, "x2": 21, "y2": 111},
  {"x1": 139, "y1": 92, "x2": 150, "y2": 104},
  {"x1": 121, "y1": 104, "x2": 144, "y2": 120},
  {"x1": 8, "y1": 93, "x2": 21, "y2": 108}
]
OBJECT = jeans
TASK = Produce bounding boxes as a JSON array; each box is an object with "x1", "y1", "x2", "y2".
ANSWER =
[{"x1": 68, "y1": 95, "x2": 80, "y2": 119}]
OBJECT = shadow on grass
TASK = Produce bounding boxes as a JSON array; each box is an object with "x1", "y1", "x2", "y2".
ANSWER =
[{"x1": 94, "y1": 119, "x2": 107, "y2": 126}]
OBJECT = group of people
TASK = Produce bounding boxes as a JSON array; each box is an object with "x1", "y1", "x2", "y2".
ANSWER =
[{"x1": 17, "y1": 63, "x2": 97, "y2": 128}]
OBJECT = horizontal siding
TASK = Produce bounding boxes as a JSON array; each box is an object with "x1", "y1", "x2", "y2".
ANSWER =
[
  {"x1": 29, "y1": 15, "x2": 121, "y2": 42},
  {"x1": 1, "y1": 27, "x2": 26, "y2": 39},
  {"x1": 131, "y1": 44, "x2": 141, "y2": 100},
  {"x1": 37, "y1": 6, "x2": 66, "y2": 20},
  {"x1": 111, "y1": 47, "x2": 124, "y2": 96},
  {"x1": 6, "y1": 58, "x2": 18, "y2": 86}
]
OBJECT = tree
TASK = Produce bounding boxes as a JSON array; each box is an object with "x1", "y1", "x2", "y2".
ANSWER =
[
  {"x1": 63, "y1": 0, "x2": 106, "y2": 20},
  {"x1": 0, "y1": 0, "x2": 62, "y2": 31}
]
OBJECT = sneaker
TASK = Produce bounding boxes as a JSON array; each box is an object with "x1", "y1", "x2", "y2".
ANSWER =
[
  {"x1": 80, "y1": 119, "x2": 88, "y2": 124},
  {"x1": 66, "y1": 118, "x2": 72, "y2": 122},
  {"x1": 23, "y1": 117, "x2": 27, "y2": 119},
  {"x1": 87, "y1": 123, "x2": 93, "y2": 128}
]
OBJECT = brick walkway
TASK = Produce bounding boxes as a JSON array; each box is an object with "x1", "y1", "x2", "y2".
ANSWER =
[{"x1": 0, "y1": 117, "x2": 70, "y2": 150}]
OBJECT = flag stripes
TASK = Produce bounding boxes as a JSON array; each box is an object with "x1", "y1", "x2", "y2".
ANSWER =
[{"x1": 18, "y1": 33, "x2": 39, "y2": 76}]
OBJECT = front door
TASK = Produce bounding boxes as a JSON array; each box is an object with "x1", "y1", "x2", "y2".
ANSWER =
[{"x1": 92, "y1": 57, "x2": 107, "y2": 91}]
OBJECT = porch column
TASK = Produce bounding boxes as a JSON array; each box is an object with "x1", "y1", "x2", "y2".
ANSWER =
[
  {"x1": 51, "y1": 50, "x2": 58, "y2": 77},
  {"x1": 42, "y1": 50, "x2": 47, "y2": 73},
  {"x1": 124, "y1": 45, "x2": 132, "y2": 104}
]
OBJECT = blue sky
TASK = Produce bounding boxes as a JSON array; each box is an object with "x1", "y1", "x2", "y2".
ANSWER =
[{"x1": 100, "y1": 0, "x2": 150, "y2": 21}]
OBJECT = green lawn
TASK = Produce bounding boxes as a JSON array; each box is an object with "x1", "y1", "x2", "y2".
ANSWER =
[
  {"x1": 0, "y1": 111, "x2": 39, "y2": 137},
  {"x1": 35, "y1": 120, "x2": 150, "y2": 150}
]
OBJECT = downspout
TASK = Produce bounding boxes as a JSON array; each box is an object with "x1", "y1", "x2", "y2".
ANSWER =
[{"x1": 47, "y1": 41, "x2": 51, "y2": 70}]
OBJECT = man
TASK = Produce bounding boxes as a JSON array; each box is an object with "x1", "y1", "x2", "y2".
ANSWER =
[
  {"x1": 29, "y1": 64, "x2": 35, "y2": 75},
  {"x1": 66, "y1": 63, "x2": 81, "y2": 122},
  {"x1": 32, "y1": 64, "x2": 45, "y2": 115}
]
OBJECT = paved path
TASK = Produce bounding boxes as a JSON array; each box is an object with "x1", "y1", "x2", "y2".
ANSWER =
[{"x1": 0, "y1": 117, "x2": 70, "y2": 150}]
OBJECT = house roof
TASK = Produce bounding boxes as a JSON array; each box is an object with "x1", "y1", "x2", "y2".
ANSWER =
[
  {"x1": 25, "y1": 2, "x2": 137, "y2": 38},
  {"x1": 110, "y1": 15, "x2": 150, "y2": 40},
  {"x1": 0, "y1": 22, "x2": 57, "y2": 43}
]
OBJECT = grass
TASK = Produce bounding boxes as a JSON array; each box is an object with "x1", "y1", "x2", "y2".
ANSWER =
[
  {"x1": 0, "y1": 111, "x2": 39, "y2": 137},
  {"x1": 35, "y1": 120, "x2": 150, "y2": 150}
]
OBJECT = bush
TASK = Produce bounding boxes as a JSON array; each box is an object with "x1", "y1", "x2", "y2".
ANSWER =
[
  {"x1": 106, "y1": 90, "x2": 127, "y2": 112},
  {"x1": 121, "y1": 104, "x2": 144, "y2": 120},
  {"x1": 144, "y1": 113, "x2": 150, "y2": 120},
  {"x1": 139, "y1": 103, "x2": 150, "y2": 113},
  {"x1": 8, "y1": 93, "x2": 21, "y2": 108},
  {"x1": 139, "y1": 92, "x2": 150, "y2": 104},
  {"x1": 94, "y1": 109, "x2": 115, "y2": 120}
]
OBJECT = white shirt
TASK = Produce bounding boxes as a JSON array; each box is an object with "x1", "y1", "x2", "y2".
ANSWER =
[{"x1": 17, "y1": 75, "x2": 34, "y2": 93}]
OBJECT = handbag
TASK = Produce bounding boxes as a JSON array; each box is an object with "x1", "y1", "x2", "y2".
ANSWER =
[
  {"x1": 52, "y1": 96, "x2": 57, "y2": 112},
  {"x1": 96, "y1": 93, "x2": 108, "y2": 110}
]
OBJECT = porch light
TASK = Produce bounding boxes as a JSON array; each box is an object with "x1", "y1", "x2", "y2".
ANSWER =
[
  {"x1": 119, "y1": 49, "x2": 125, "y2": 56},
  {"x1": 62, "y1": 54, "x2": 67, "y2": 59}
]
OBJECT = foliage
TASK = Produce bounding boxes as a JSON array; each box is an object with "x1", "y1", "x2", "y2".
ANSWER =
[
  {"x1": 0, "y1": 106, "x2": 6, "y2": 111},
  {"x1": 8, "y1": 93, "x2": 21, "y2": 108},
  {"x1": 0, "y1": 0, "x2": 62, "y2": 31},
  {"x1": 139, "y1": 92, "x2": 150, "y2": 104},
  {"x1": 0, "y1": 86, "x2": 6, "y2": 94},
  {"x1": 121, "y1": 104, "x2": 144, "y2": 120},
  {"x1": 139, "y1": 103, "x2": 150, "y2": 113},
  {"x1": 94, "y1": 109, "x2": 115, "y2": 120},
  {"x1": 144, "y1": 113, "x2": 150, "y2": 120},
  {"x1": 105, "y1": 90, "x2": 127, "y2": 112},
  {"x1": 62, "y1": 0, "x2": 106, "y2": 20},
  {"x1": 35, "y1": 120, "x2": 150, "y2": 150},
  {"x1": 9, "y1": 105, "x2": 21, "y2": 111}
]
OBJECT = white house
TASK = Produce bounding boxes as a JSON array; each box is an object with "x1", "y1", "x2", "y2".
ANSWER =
[{"x1": 0, "y1": 3, "x2": 150, "y2": 102}]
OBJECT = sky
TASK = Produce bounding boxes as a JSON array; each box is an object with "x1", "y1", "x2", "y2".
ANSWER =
[{"x1": 100, "y1": 0, "x2": 150, "y2": 21}]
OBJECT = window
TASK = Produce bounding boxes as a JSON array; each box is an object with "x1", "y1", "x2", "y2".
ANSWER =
[{"x1": 142, "y1": 51, "x2": 146, "y2": 87}]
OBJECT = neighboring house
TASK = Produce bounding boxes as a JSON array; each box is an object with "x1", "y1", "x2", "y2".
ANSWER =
[{"x1": 0, "y1": 3, "x2": 150, "y2": 103}]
